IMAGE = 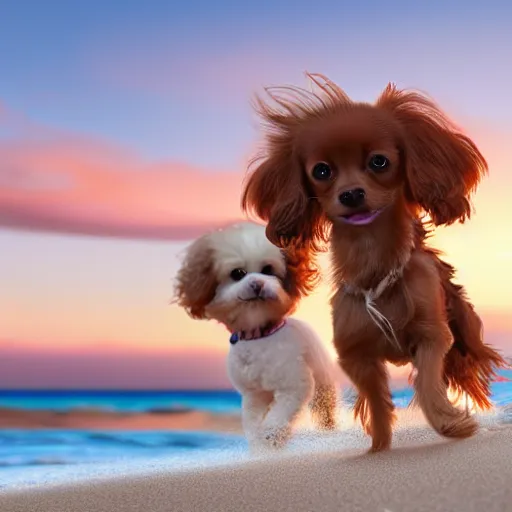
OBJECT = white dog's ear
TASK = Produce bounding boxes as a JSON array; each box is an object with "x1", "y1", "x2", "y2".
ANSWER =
[{"x1": 174, "y1": 236, "x2": 217, "y2": 319}]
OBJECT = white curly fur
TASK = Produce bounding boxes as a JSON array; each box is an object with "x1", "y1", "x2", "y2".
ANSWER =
[
  {"x1": 175, "y1": 222, "x2": 338, "y2": 450},
  {"x1": 228, "y1": 317, "x2": 337, "y2": 449}
]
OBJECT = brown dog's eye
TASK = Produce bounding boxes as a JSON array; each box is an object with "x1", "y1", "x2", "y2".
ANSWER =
[
  {"x1": 368, "y1": 154, "x2": 390, "y2": 172},
  {"x1": 230, "y1": 268, "x2": 247, "y2": 281},
  {"x1": 261, "y1": 264, "x2": 274, "y2": 276},
  {"x1": 311, "y1": 162, "x2": 332, "y2": 181}
]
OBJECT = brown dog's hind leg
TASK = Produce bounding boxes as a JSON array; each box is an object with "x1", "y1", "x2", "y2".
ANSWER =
[
  {"x1": 413, "y1": 324, "x2": 478, "y2": 439},
  {"x1": 340, "y1": 357, "x2": 396, "y2": 452}
]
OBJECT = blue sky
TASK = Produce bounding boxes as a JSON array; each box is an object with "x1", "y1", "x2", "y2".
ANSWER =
[
  {"x1": 3, "y1": 0, "x2": 512, "y2": 167},
  {"x1": 1, "y1": 0, "x2": 512, "y2": 387}
]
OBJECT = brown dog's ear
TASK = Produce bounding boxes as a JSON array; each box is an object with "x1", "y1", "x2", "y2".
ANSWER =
[
  {"x1": 282, "y1": 245, "x2": 321, "y2": 302},
  {"x1": 173, "y1": 236, "x2": 217, "y2": 319},
  {"x1": 241, "y1": 95, "x2": 329, "y2": 251},
  {"x1": 377, "y1": 84, "x2": 488, "y2": 226},
  {"x1": 242, "y1": 154, "x2": 326, "y2": 250}
]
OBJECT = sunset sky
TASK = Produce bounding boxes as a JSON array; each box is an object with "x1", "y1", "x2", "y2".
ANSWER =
[{"x1": 1, "y1": 0, "x2": 512, "y2": 389}]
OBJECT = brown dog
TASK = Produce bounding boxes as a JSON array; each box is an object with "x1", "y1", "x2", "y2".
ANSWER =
[{"x1": 242, "y1": 73, "x2": 505, "y2": 452}]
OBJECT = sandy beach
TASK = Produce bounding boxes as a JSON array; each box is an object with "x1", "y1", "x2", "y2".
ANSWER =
[
  {"x1": 1, "y1": 423, "x2": 510, "y2": 512},
  {"x1": 2, "y1": 402, "x2": 511, "y2": 511}
]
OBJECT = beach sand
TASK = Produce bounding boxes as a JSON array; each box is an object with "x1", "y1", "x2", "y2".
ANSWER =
[{"x1": 2, "y1": 422, "x2": 511, "y2": 512}]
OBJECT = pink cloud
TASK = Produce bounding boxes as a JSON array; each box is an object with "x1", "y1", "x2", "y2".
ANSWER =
[
  {"x1": 1, "y1": 98, "x2": 510, "y2": 243},
  {"x1": 0, "y1": 106, "x2": 245, "y2": 240}
]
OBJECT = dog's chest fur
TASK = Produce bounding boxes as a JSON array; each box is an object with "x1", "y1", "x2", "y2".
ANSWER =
[{"x1": 226, "y1": 318, "x2": 317, "y2": 394}]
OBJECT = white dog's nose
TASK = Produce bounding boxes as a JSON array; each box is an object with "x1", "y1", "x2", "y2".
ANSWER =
[{"x1": 250, "y1": 280, "x2": 264, "y2": 295}]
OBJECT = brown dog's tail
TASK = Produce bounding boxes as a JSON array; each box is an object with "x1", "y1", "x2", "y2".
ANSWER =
[{"x1": 436, "y1": 256, "x2": 507, "y2": 410}]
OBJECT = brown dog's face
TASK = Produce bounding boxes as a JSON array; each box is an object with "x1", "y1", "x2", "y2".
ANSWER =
[
  {"x1": 242, "y1": 75, "x2": 488, "y2": 250},
  {"x1": 298, "y1": 107, "x2": 405, "y2": 227}
]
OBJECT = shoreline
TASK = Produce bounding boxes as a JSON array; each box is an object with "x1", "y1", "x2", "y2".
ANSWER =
[
  {"x1": 0, "y1": 407, "x2": 243, "y2": 433},
  {"x1": 1, "y1": 424, "x2": 511, "y2": 511},
  {"x1": 0, "y1": 403, "x2": 507, "y2": 433}
]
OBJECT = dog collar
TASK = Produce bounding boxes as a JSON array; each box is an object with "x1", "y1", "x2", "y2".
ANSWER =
[
  {"x1": 343, "y1": 264, "x2": 406, "y2": 300},
  {"x1": 342, "y1": 243, "x2": 414, "y2": 300},
  {"x1": 229, "y1": 320, "x2": 286, "y2": 345},
  {"x1": 342, "y1": 247, "x2": 413, "y2": 351}
]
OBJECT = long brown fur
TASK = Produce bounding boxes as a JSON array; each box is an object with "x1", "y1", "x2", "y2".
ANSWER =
[
  {"x1": 242, "y1": 73, "x2": 506, "y2": 452},
  {"x1": 415, "y1": 223, "x2": 504, "y2": 410}
]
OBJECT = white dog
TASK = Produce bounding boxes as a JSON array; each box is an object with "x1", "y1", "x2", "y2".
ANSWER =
[{"x1": 174, "y1": 222, "x2": 338, "y2": 449}]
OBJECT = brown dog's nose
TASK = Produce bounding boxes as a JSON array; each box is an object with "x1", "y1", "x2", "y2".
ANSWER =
[{"x1": 339, "y1": 188, "x2": 366, "y2": 208}]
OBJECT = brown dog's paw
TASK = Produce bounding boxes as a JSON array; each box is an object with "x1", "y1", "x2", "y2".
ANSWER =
[
  {"x1": 368, "y1": 429, "x2": 392, "y2": 453},
  {"x1": 439, "y1": 414, "x2": 479, "y2": 438},
  {"x1": 368, "y1": 438, "x2": 392, "y2": 453}
]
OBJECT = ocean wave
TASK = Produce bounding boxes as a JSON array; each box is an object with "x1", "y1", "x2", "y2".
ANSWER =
[
  {"x1": 0, "y1": 375, "x2": 510, "y2": 472},
  {"x1": 1, "y1": 374, "x2": 510, "y2": 415},
  {"x1": 1, "y1": 405, "x2": 511, "y2": 471},
  {"x1": 0, "y1": 457, "x2": 72, "y2": 468},
  {"x1": 0, "y1": 390, "x2": 243, "y2": 414},
  {"x1": 84, "y1": 431, "x2": 238, "y2": 449},
  {"x1": 0, "y1": 430, "x2": 246, "y2": 469}
]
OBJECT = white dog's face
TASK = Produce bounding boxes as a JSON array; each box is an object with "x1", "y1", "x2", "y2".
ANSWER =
[
  {"x1": 175, "y1": 222, "x2": 296, "y2": 332},
  {"x1": 206, "y1": 223, "x2": 293, "y2": 330}
]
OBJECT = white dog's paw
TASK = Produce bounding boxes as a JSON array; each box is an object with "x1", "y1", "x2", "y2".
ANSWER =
[
  {"x1": 247, "y1": 440, "x2": 266, "y2": 456},
  {"x1": 262, "y1": 425, "x2": 291, "y2": 449}
]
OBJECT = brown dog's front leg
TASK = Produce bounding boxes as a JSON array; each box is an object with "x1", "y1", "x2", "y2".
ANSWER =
[{"x1": 340, "y1": 356, "x2": 396, "y2": 452}]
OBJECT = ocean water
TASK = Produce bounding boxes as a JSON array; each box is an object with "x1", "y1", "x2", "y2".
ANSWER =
[
  {"x1": 1, "y1": 370, "x2": 511, "y2": 491},
  {"x1": 0, "y1": 389, "x2": 242, "y2": 414},
  {"x1": 0, "y1": 429, "x2": 249, "y2": 491}
]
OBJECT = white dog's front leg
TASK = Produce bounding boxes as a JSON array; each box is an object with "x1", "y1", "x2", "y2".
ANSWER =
[
  {"x1": 241, "y1": 391, "x2": 272, "y2": 448},
  {"x1": 261, "y1": 384, "x2": 313, "y2": 448}
]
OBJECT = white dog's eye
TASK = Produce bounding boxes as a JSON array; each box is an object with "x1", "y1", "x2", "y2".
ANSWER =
[
  {"x1": 261, "y1": 264, "x2": 274, "y2": 276},
  {"x1": 230, "y1": 268, "x2": 247, "y2": 281}
]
